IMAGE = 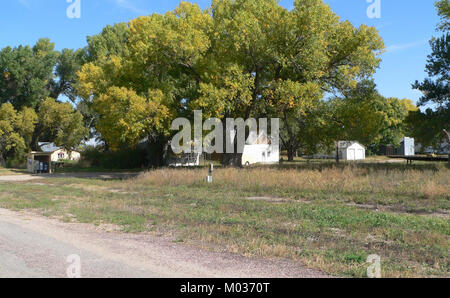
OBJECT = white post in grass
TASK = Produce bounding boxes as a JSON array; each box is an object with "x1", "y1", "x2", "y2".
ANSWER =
[{"x1": 207, "y1": 163, "x2": 213, "y2": 183}]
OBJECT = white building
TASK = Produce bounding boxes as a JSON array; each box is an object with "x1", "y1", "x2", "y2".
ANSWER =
[
  {"x1": 168, "y1": 152, "x2": 201, "y2": 167},
  {"x1": 337, "y1": 141, "x2": 366, "y2": 161},
  {"x1": 37, "y1": 142, "x2": 81, "y2": 162},
  {"x1": 242, "y1": 132, "x2": 280, "y2": 166},
  {"x1": 399, "y1": 137, "x2": 415, "y2": 156},
  {"x1": 27, "y1": 143, "x2": 81, "y2": 173}
]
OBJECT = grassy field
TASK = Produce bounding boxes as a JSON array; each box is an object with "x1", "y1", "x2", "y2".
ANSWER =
[
  {"x1": 0, "y1": 168, "x2": 27, "y2": 176},
  {"x1": 0, "y1": 162, "x2": 448, "y2": 277}
]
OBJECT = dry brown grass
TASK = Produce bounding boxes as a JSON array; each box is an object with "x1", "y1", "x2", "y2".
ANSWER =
[{"x1": 134, "y1": 165, "x2": 450, "y2": 203}]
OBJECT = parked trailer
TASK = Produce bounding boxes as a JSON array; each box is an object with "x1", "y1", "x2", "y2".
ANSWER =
[{"x1": 388, "y1": 155, "x2": 449, "y2": 164}]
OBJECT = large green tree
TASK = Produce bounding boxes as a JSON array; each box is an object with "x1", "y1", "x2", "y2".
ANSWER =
[
  {"x1": 0, "y1": 38, "x2": 84, "y2": 109},
  {"x1": 77, "y1": 4, "x2": 209, "y2": 164},
  {"x1": 0, "y1": 39, "x2": 58, "y2": 109},
  {"x1": 410, "y1": 0, "x2": 449, "y2": 148},
  {"x1": 34, "y1": 98, "x2": 88, "y2": 154},
  {"x1": 330, "y1": 80, "x2": 417, "y2": 154},
  {"x1": 198, "y1": 0, "x2": 383, "y2": 163},
  {"x1": 0, "y1": 103, "x2": 37, "y2": 166}
]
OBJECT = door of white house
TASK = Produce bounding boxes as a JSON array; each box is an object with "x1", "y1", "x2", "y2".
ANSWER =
[
  {"x1": 356, "y1": 149, "x2": 364, "y2": 160},
  {"x1": 348, "y1": 149, "x2": 355, "y2": 160}
]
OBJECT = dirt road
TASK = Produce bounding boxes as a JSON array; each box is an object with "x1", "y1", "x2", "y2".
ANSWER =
[
  {"x1": 0, "y1": 208, "x2": 329, "y2": 278},
  {"x1": 0, "y1": 172, "x2": 140, "y2": 182}
]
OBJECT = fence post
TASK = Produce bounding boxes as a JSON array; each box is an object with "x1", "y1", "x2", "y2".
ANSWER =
[{"x1": 207, "y1": 163, "x2": 213, "y2": 183}]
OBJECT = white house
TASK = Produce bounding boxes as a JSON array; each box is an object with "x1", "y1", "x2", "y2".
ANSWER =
[
  {"x1": 337, "y1": 141, "x2": 366, "y2": 161},
  {"x1": 241, "y1": 132, "x2": 280, "y2": 166},
  {"x1": 37, "y1": 142, "x2": 81, "y2": 162},
  {"x1": 27, "y1": 143, "x2": 81, "y2": 173}
]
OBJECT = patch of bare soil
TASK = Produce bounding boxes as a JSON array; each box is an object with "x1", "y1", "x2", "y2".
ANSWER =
[
  {"x1": 347, "y1": 203, "x2": 449, "y2": 219},
  {"x1": 245, "y1": 197, "x2": 309, "y2": 204}
]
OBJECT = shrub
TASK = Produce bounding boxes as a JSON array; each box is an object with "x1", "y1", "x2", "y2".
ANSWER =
[{"x1": 82, "y1": 146, "x2": 148, "y2": 169}]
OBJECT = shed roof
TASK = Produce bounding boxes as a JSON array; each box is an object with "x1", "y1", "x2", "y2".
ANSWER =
[
  {"x1": 37, "y1": 142, "x2": 80, "y2": 153},
  {"x1": 38, "y1": 142, "x2": 60, "y2": 153},
  {"x1": 338, "y1": 141, "x2": 365, "y2": 150}
]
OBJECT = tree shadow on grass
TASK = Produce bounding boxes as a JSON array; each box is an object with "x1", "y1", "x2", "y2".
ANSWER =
[{"x1": 270, "y1": 161, "x2": 448, "y2": 173}]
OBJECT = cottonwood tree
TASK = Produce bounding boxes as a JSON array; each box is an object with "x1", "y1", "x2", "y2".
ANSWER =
[
  {"x1": 34, "y1": 98, "x2": 88, "y2": 155},
  {"x1": 200, "y1": 0, "x2": 384, "y2": 162},
  {"x1": 0, "y1": 103, "x2": 37, "y2": 166},
  {"x1": 77, "y1": 4, "x2": 209, "y2": 164}
]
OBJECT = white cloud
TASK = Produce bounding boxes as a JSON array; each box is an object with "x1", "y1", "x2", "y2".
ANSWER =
[
  {"x1": 114, "y1": 0, "x2": 148, "y2": 14},
  {"x1": 385, "y1": 40, "x2": 428, "y2": 53},
  {"x1": 17, "y1": 0, "x2": 31, "y2": 8}
]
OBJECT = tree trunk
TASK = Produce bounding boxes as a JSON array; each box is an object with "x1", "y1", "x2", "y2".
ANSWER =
[
  {"x1": 221, "y1": 152, "x2": 243, "y2": 167},
  {"x1": 221, "y1": 121, "x2": 243, "y2": 167},
  {"x1": 335, "y1": 142, "x2": 340, "y2": 163},
  {"x1": 287, "y1": 148, "x2": 295, "y2": 162},
  {"x1": 0, "y1": 152, "x2": 6, "y2": 168},
  {"x1": 146, "y1": 135, "x2": 168, "y2": 167}
]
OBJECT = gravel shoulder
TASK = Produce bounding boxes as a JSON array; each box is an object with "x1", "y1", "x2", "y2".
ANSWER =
[{"x1": 0, "y1": 208, "x2": 329, "y2": 278}]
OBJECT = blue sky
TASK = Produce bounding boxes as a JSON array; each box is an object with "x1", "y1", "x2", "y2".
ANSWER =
[{"x1": 0, "y1": 0, "x2": 441, "y2": 105}]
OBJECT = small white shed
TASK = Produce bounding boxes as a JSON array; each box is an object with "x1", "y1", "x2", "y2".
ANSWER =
[
  {"x1": 338, "y1": 141, "x2": 366, "y2": 161},
  {"x1": 399, "y1": 137, "x2": 415, "y2": 156}
]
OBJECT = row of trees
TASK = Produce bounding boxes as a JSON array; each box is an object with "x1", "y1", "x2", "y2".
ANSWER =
[
  {"x1": 77, "y1": 0, "x2": 386, "y2": 164},
  {"x1": 0, "y1": 37, "x2": 87, "y2": 166},
  {"x1": 0, "y1": 98, "x2": 87, "y2": 166},
  {"x1": 0, "y1": 0, "x2": 446, "y2": 167}
]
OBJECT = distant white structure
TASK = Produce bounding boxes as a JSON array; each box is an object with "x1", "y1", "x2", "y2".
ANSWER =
[
  {"x1": 242, "y1": 131, "x2": 280, "y2": 166},
  {"x1": 167, "y1": 139, "x2": 202, "y2": 167},
  {"x1": 168, "y1": 152, "x2": 201, "y2": 167},
  {"x1": 399, "y1": 137, "x2": 415, "y2": 156},
  {"x1": 337, "y1": 141, "x2": 366, "y2": 161}
]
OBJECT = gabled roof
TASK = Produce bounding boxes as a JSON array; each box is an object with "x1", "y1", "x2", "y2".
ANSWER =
[
  {"x1": 246, "y1": 131, "x2": 272, "y2": 145},
  {"x1": 338, "y1": 141, "x2": 365, "y2": 150},
  {"x1": 38, "y1": 142, "x2": 61, "y2": 153},
  {"x1": 37, "y1": 142, "x2": 80, "y2": 153}
]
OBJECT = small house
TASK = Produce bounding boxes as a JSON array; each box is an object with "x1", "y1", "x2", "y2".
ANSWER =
[
  {"x1": 27, "y1": 142, "x2": 81, "y2": 173},
  {"x1": 241, "y1": 131, "x2": 280, "y2": 166},
  {"x1": 337, "y1": 141, "x2": 366, "y2": 161},
  {"x1": 37, "y1": 142, "x2": 81, "y2": 162}
]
